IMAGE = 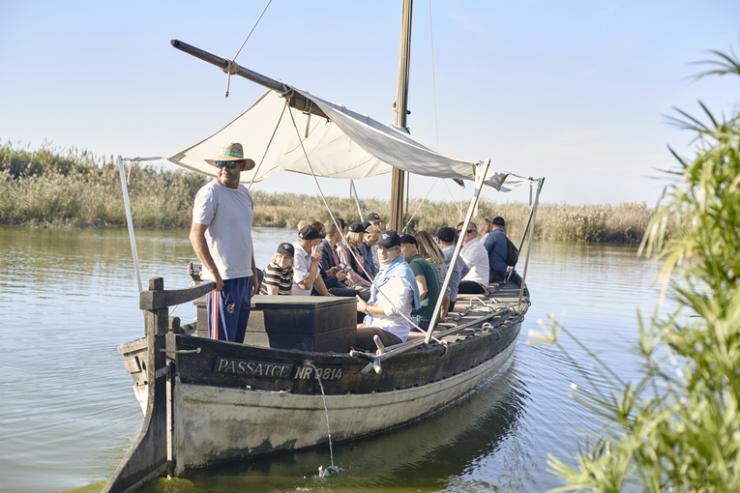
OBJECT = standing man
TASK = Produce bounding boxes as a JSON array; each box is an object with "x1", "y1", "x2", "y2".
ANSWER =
[
  {"x1": 399, "y1": 234, "x2": 442, "y2": 330},
  {"x1": 190, "y1": 143, "x2": 259, "y2": 343}
]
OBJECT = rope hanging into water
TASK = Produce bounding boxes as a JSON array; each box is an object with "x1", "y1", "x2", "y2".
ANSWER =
[
  {"x1": 224, "y1": 0, "x2": 274, "y2": 97},
  {"x1": 285, "y1": 103, "x2": 429, "y2": 338}
]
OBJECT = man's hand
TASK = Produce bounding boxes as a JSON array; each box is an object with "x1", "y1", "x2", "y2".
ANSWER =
[
  {"x1": 212, "y1": 270, "x2": 224, "y2": 291},
  {"x1": 310, "y1": 244, "x2": 322, "y2": 262},
  {"x1": 250, "y1": 275, "x2": 259, "y2": 296},
  {"x1": 356, "y1": 295, "x2": 366, "y2": 313},
  {"x1": 326, "y1": 266, "x2": 339, "y2": 277}
]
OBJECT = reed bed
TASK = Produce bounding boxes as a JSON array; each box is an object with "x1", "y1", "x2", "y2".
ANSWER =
[{"x1": 0, "y1": 143, "x2": 651, "y2": 243}]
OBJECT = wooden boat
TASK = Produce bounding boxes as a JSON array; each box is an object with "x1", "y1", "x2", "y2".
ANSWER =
[{"x1": 104, "y1": 2, "x2": 544, "y2": 492}]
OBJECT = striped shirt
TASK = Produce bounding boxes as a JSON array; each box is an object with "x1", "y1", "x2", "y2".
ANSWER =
[{"x1": 260, "y1": 263, "x2": 293, "y2": 295}]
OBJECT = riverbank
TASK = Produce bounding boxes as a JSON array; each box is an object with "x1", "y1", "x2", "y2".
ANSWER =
[{"x1": 0, "y1": 144, "x2": 651, "y2": 242}]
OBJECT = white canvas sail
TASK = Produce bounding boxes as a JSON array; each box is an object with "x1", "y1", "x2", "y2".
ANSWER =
[{"x1": 169, "y1": 88, "x2": 530, "y2": 190}]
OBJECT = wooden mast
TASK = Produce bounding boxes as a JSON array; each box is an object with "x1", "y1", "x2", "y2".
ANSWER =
[{"x1": 389, "y1": 0, "x2": 413, "y2": 231}]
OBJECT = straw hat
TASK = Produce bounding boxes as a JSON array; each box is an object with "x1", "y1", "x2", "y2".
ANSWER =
[{"x1": 206, "y1": 143, "x2": 256, "y2": 170}]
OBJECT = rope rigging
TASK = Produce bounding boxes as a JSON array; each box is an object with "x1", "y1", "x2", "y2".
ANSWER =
[{"x1": 224, "y1": 0, "x2": 274, "y2": 97}]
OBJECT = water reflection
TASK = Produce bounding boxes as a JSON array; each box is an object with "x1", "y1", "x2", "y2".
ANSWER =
[
  {"x1": 0, "y1": 227, "x2": 664, "y2": 493},
  {"x1": 144, "y1": 361, "x2": 528, "y2": 493}
]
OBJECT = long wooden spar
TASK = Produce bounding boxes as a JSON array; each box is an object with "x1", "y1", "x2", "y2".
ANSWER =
[{"x1": 170, "y1": 39, "x2": 327, "y2": 120}]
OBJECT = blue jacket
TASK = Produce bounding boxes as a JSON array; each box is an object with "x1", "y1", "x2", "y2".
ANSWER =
[
  {"x1": 483, "y1": 228, "x2": 508, "y2": 277},
  {"x1": 359, "y1": 241, "x2": 378, "y2": 279}
]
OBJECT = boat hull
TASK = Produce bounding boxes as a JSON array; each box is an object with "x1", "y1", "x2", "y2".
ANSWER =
[{"x1": 174, "y1": 332, "x2": 517, "y2": 471}]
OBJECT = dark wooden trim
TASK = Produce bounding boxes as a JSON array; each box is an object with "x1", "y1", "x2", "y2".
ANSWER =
[{"x1": 140, "y1": 281, "x2": 216, "y2": 310}]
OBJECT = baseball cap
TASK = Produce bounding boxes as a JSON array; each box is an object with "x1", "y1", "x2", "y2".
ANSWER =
[
  {"x1": 348, "y1": 222, "x2": 370, "y2": 233},
  {"x1": 399, "y1": 234, "x2": 417, "y2": 246},
  {"x1": 492, "y1": 216, "x2": 506, "y2": 227},
  {"x1": 276, "y1": 242, "x2": 295, "y2": 257},
  {"x1": 377, "y1": 230, "x2": 401, "y2": 248},
  {"x1": 298, "y1": 225, "x2": 324, "y2": 240},
  {"x1": 367, "y1": 212, "x2": 381, "y2": 222}
]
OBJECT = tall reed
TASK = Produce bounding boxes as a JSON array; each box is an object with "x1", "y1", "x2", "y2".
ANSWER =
[{"x1": 0, "y1": 142, "x2": 651, "y2": 243}]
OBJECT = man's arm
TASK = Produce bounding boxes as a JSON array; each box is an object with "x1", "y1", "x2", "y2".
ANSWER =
[
  {"x1": 415, "y1": 274, "x2": 428, "y2": 300},
  {"x1": 250, "y1": 254, "x2": 259, "y2": 295},
  {"x1": 189, "y1": 223, "x2": 223, "y2": 290}
]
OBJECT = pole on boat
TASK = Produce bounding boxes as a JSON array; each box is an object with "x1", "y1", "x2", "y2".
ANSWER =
[
  {"x1": 118, "y1": 156, "x2": 143, "y2": 293},
  {"x1": 350, "y1": 179, "x2": 365, "y2": 222},
  {"x1": 424, "y1": 160, "x2": 491, "y2": 344},
  {"x1": 517, "y1": 178, "x2": 544, "y2": 304},
  {"x1": 170, "y1": 39, "x2": 327, "y2": 120},
  {"x1": 389, "y1": 0, "x2": 413, "y2": 231}
]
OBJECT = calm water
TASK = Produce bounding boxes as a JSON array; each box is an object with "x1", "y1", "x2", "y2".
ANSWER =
[{"x1": 0, "y1": 226, "x2": 665, "y2": 492}]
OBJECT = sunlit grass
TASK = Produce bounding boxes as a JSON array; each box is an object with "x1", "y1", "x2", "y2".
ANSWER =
[{"x1": 1, "y1": 143, "x2": 651, "y2": 243}]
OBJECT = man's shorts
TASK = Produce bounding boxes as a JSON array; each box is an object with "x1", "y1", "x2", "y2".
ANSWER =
[{"x1": 206, "y1": 276, "x2": 252, "y2": 343}]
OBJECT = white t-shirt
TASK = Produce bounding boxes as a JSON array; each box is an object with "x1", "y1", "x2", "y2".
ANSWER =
[
  {"x1": 363, "y1": 276, "x2": 415, "y2": 342},
  {"x1": 461, "y1": 236, "x2": 489, "y2": 286},
  {"x1": 291, "y1": 241, "x2": 313, "y2": 296},
  {"x1": 192, "y1": 180, "x2": 254, "y2": 280}
]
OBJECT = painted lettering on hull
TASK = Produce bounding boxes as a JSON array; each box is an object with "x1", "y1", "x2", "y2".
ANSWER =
[
  {"x1": 213, "y1": 358, "x2": 344, "y2": 381},
  {"x1": 215, "y1": 358, "x2": 291, "y2": 378}
]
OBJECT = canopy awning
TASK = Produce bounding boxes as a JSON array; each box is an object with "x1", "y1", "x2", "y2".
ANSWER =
[{"x1": 169, "y1": 87, "x2": 530, "y2": 190}]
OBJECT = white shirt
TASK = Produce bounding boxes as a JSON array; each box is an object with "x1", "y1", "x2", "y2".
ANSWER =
[
  {"x1": 461, "y1": 236, "x2": 489, "y2": 286},
  {"x1": 363, "y1": 276, "x2": 415, "y2": 342},
  {"x1": 192, "y1": 180, "x2": 254, "y2": 280},
  {"x1": 291, "y1": 242, "x2": 313, "y2": 295}
]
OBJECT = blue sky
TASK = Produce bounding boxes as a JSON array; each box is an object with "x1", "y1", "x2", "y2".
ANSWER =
[{"x1": 1, "y1": 0, "x2": 738, "y2": 205}]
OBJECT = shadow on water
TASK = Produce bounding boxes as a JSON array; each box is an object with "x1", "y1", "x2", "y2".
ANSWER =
[{"x1": 139, "y1": 361, "x2": 528, "y2": 493}]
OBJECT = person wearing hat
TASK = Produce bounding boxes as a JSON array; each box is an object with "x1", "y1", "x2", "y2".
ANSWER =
[
  {"x1": 260, "y1": 243, "x2": 295, "y2": 296},
  {"x1": 292, "y1": 225, "x2": 332, "y2": 296},
  {"x1": 399, "y1": 234, "x2": 442, "y2": 330},
  {"x1": 190, "y1": 142, "x2": 259, "y2": 343},
  {"x1": 355, "y1": 230, "x2": 421, "y2": 350},
  {"x1": 483, "y1": 215, "x2": 513, "y2": 283},
  {"x1": 435, "y1": 226, "x2": 469, "y2": 312}
]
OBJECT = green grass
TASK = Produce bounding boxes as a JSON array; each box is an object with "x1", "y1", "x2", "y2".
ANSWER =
[{"x1": 0, "y1": 142, "x2": 651, "y2": 243}]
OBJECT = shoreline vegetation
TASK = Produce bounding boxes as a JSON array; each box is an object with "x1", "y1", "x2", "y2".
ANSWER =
[{"x1": 0, "y1": 144, "x2": 651, "y2": 243}]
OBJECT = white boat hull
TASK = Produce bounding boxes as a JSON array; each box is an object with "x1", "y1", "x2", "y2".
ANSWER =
[{"x1": 173, "y1": 341, "x2": 516, "y2": 471}]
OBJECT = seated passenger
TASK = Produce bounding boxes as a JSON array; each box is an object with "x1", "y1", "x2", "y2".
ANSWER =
[
  {"x1": 484, "y1": 215, "x2": 515, "y2": 283},
  {"x1": 435, "y1": 226, "x2": 469, "y2": 313},
  {"x1": 260, "y1": 243, "x2": 294, "y2": 295},
  {"x1": 319, "y1": 221, "x2": 349, "y2": 289},
  {"x1": 415, "y1": 230, "x2": 449, "y2": 318},
  {"x1": 337, "y1": 223, "x2": 372, "y2": 288},
  {"x1": 400, "y1": 234, "x2": 442, "y2": 330},
  {"x1": 457, "y1": 222, "x2": 490, "y2": 294},
  {"x1": 359, "y1": 225, "x2": 380, "y2": 280},
  {"x1": 355, "y1": 231, "x2": 420, "y2": 350},
  {"x1": 291, "y1": 225, "x2": 332, "y2": 296}
]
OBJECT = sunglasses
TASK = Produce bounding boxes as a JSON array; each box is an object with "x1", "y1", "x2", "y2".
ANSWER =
[{"x1": 214, "y1": 160, "x2": 243, "y2": 170}]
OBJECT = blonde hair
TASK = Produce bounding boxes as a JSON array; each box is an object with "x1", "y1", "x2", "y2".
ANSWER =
[
  {"x1": 416, "y1": 230, "x2": 445, "y2": 265},
  {"x1": 345, "y1": 231, "x2": 365, "y2": 247}
]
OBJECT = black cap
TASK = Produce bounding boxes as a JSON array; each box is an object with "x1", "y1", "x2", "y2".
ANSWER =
[
  {"x1": 298, "y1": 225, "x2": 324, "y2": 240},
  {"x1": 436, "y1": 226, "x2": 456, "y2": 243},
  {"x1": 377, "y1": 230, "x2": 401, "y2": 248},
  {"x1": 492, "y1": 216, "x2": 505, "y2": 227},
  {"x1": 399, "y1": 234, "x2": 417, "y2": 246},
  {"x1": 276, "y1": 242, "x2": 294, "y2": 257},
  {"x1": 367, "y1": 212, "x2": 381, "y2": 222},
  {"x1": 348, "y1": 222, "x2": 369, "y2": 233}
]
